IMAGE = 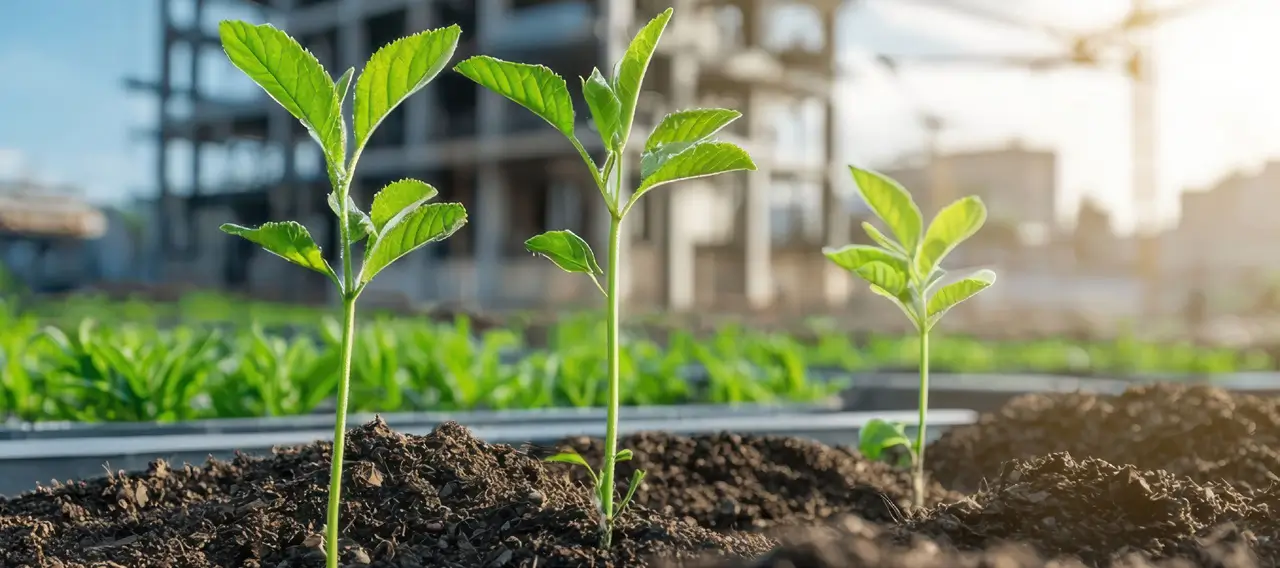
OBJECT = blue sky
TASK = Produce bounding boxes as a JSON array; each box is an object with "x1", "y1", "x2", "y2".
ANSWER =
[
  {"x1": 4, "y1": 0, "x2": 1280, "y2": 234},
  {"x1": 0, "y1": 0, "x2": 156, "y2": 203}
]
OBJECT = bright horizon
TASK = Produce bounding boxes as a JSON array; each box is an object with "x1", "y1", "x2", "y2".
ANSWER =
[{"x1": 1, "y1": 0, "x2": 1279, "y2": 236}]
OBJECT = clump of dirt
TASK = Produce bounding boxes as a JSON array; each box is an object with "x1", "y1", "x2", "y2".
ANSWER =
[
  {"x1": 545, "y1": 431, "x2": 958, "y2": 530},
  {"x1": 927, "y1": 384, "x2": 1280, "y2": 492},
  {"x1": 0, "y1": 419, "x2": 774, "y2": 568}
]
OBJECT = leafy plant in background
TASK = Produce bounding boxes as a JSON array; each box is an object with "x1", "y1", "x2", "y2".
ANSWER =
[
  {"x1": 824, "y1": 166, "x2": 996, "y2": 508},
  {"x1": 217, "y1": 21, "x2": 466, "y2": 567},
  {"x1": 454, "y1": 6, "x2": 756, "y2": 547}
]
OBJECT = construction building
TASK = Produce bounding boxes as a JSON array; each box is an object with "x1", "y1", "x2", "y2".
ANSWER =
[{"x1": 127, "y1": 0, "x2": 848, "y2": 311}]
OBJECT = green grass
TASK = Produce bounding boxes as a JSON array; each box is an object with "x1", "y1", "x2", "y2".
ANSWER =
[{"x1": 0, "y1": 295, "x2": 1272, "y2": 424}]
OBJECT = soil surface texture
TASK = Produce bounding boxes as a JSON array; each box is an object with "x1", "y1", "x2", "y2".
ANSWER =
[
  {"x1": 3, "y1": 383, "x2": 1280, "y2": 567},
  {"x1": 927, "y1": 383, "x2": 1280, "y2": 492}
]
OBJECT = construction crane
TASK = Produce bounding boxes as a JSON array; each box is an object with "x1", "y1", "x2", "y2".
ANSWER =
[{"x1": 869, "y1": 0, "x2": 1226, "y2": 320}]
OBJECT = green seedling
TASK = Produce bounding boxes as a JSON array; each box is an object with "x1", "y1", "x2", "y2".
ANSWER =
[
  {"x1": 216, "y1": 21, "x2": 466, "y2": 567},
  {"x1": 858, "y1": 418, "x2": 912, "y2": 469},
  {"x1": 824, "y1": 166, "x2": 995, "y2": 508},
  {"x1": 454, "y1": 7, "x2": 755, "y2": 547}
]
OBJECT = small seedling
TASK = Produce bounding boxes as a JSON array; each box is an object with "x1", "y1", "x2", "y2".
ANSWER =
[
  {"x1": 824, "y1": 166, "x2": 995, "y2": 508},
  {"x1": 454, "y1": 7, "x2": 755, "y2": 547},
  {"x1": 217, "y1": 21, "x2": 466, "y2": 568}
]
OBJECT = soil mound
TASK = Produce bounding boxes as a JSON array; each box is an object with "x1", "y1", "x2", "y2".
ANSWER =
[
  {"x1": 0, "y1": 419, "x2": 773, "y2": 568},
  {"x1": 546, "y1": 431, "x2": 958, "y2": 530},
  {"x1": 927, "y1": 384, "x2": 1280, "y2": 491}
]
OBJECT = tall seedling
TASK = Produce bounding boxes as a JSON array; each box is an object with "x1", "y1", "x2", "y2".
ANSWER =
[
  {"x1": 217, "y1": 21, "x2": 466, "y2": 567},
  {"x1": 455, "y1": 7, "x2": 756, "y2": 547},
  {"x1": 824, "y1": 166, "x2": 995, "y2": 508}
]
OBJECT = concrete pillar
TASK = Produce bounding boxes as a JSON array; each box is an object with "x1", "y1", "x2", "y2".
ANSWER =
[
  {"x1": 742, "y1": 90, "x2": 773, "y2": 309},
  {"x1": 475, "y1": 167, "x2": 508, "y2": 307},
  {"x1": 822, "y1": 98, "x2": 850, "y2": 306},
  {"x1": 406, "y1": 2, "x2": 434, "y2": 147},
  {"x1": 658, "y1": 5, "x2": 699, "y2": 311}
]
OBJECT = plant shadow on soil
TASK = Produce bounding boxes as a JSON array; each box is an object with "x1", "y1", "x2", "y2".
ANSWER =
[{"x1": 4, "y1": 383, "x2": 1280, "y2": 567}]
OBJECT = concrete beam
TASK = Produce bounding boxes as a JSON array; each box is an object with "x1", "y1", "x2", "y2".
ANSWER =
[{"x1": 822, "y1": 97, "x2": 851, "y2": 306}]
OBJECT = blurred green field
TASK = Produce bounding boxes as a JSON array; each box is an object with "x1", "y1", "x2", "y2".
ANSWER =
[{"x1": 0, "y1": 292, "x2": 1273, "y2": 424}]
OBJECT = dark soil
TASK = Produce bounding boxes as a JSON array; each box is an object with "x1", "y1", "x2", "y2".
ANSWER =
[
  {"x1": 542, "y1": 431, "x2": 958, "y2": 530},
  {"x1": 2, "y1": 383, "x2": 1279, "y2": 567},
  {"x1": 927, "y1": 383, "x2": 1280, "y2": 492}
]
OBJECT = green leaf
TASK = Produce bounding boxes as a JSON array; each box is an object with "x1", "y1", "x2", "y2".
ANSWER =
[
  {"x1": 219, "y1": 221, "x2": 335, "y2": 278},
  {"x1": 915, "y1": 196, "x2": 988, "y2": 279},
  {"x1": 614, "y1": 8, "x2": 672, "y2": 142},
  {"x1": 369, "y1": 179, "x2": 440, "y2": 233},
  {"x1": 354, "y1": 25, "x2": 461, "y2": 149},
  {"x1": 615, "y1": 468, "x2": 647, "y2": 517},
  {"x1": 635, "y1": 141, "x2": 755, "y2": 200},
  {"x1": 640, "y1": 141, "x2": 692, "y2": 180},
  {"x1": 850, "y1": 166, "x2": 923, "y2": 254},
  {"x1": 218, "y1": 21, "x2": 343, "y2": 167},
  {"x1": 582, "y1": 68, "x2": 622, "y2": 150},
  {"x1": 854, "y1": 261, "x2": 906, "y2": 296},
  {"x1": 544, "y1": 451, "x2": 598, "y2": 485},
  {"x1": 862, "y1": 221, "x2": 907, "y2": 256},
  {"x1": 869, "y1": 284, "x2": 920, "y2": 330},
  {"x1": 335, "y1": 67, "x2": 355, "y2": 102},
  {"x1": 858, "y1": 418, "x2": 912, "y2": 461},
  {"x1": 822, "y1": 244, "x2": 907, "y2": 274},
  {"x1": 525, "y1": 230, "x2": 602, "y2": 275},
  {"x1": 327, "y1": 192, "x2": 374, "y2": 244},
  {"x1": 645, "y1": 108, "x2": 741, "y2": 152},
  {"x1": 926, "y1": 269, "x2": 996, "y2": 323},
  {"x1": 615, "y1": 449, "x2": 634, "y2": 462},
  {"x1": 454, "y1": 56, "x2": 576, "y2": 136},
  {"x1": 360, "y1": 202, "x2": 467, "y2": 284}
]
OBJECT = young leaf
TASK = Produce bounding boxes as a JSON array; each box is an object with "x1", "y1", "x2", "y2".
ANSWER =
[
  {"x1": 915, "y1": 196, "x2": 987, "y2": 280},
  {"x1": 854, "y1": 261, "x2": 906, "y2": 296},
  {"x1": 335, "y1": 67, "x2": 355, "y2": 102},
  {"x1": 862, "y1": 221, "x2": 907, "y2": 256},
  {"x1": 525, "y1": 230, "x2": 603, "y2": 275},
  {"x1": 645, "y1": 109, "x2": 741, "y2": 152},
  {"x1": 614, "y1": 8, "x2": 672, "y2": 142},
  {"x1": 454, "y1": 56, "x2": 576, "y2": 136},
  {"x1": 870, "y1": 284, "x2": 921, "y2": 330},
  {"x1": 822, "y1": 244, "x2": 907, "y2": 274},
  {"x1": 615, "y1": 468, "x2": 647, "y2": 517},
  {"x1": 634, "y1": 141, "x2": 755, "y2": 200},
  {"x1": 850, "y1": 166, "x2": 923, "y2": 254},
  {"x1": 361, "y1": 203, "x2": 467, "y2": 284},
  {"x1": 327, "y1": 192, "x2": 374, "y2": 244},
  {"x1": 858, "y1": 418, "x2": 912, "y2": 461},
  {"x1": 582, "y1": 69, "x2": 622, "y2": 150},
  {"x1": 369, "y1": 179, "x2": 440, "y2": 233},
  {"x1": 545, "y1": 451, "x2": 599, "y2": 485},
  {"x1": 220, "y1": 221, "x2": 335, "y2": 278},
  {"x1": 926, "y1": 269, "x2": 996, "y2": 322},
  {"x1": 615, "y1": 449, "x2": 634, "y2": 462},
  {"x1": 354, "y1": 25, "x2": 461, "y2": 149},
  {"x1": 218, "y1": 21, "x2": 343, "y2": 167}
]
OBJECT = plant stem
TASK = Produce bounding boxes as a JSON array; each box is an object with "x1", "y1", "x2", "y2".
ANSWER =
[
  {"x1": 326, "y1": 185, "x2": 359, "y2": 568},
  {"x1": 599, "y1": 212, "x2": 623, "y2": 548},
  {"x1": 913, "y1": 328, "x2": 930, "y2": 509}
]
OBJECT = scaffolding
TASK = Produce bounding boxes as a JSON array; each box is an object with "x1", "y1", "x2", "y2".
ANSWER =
[{"x1": 127, "y1": 0, "x2": 848, "y2": 310}]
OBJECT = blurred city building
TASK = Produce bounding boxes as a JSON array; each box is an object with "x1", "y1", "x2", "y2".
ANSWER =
[
  {"x1": 0, "y1": 180, "x2": 130, "y2": 293},
  {"x1": 128, "y1": 0, "x2": 846, "y2": 311}
]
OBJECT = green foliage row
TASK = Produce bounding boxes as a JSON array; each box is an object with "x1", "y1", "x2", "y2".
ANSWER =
[{"x1": 0, "y1": 300, "x2": 1270, "y2": 425}]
